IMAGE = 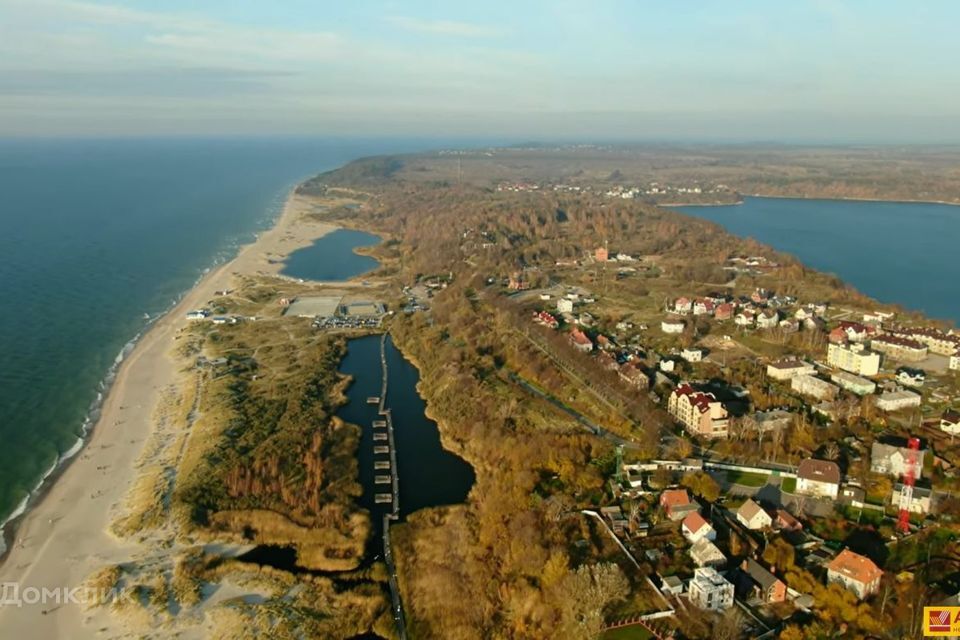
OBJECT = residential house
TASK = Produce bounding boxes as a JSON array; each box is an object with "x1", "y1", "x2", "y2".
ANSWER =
[
  {"x1": 668, "y1": 384, "x2": 730, "y2": 438},
  {"x1": 659, "y1": 358, "x2": 676, "y2": 373},
  {"x1": 714, "y1": 303, "x2": 735, "y2": 321},
  {"x1": 569, "y1": 329, "x2": 594, "y2": 353},
  {"x1": 779, "y1": 318, "x2": 801, "y2": 334},
  {"x1": 682, "y1": 512, "x2": 716, "y2": 543},
  {"x1": 875, "y1": 390, "x2": 921, "y2": 412},
  {"x1": 681, "y1": 347, "x2": 703, "y2": 362},
  {"x1": 600, "y1": 506, "x2": 629, "y2": 536},
  {"x1": 830, "y1": 371, "x2": 877, "y2": 396},
  {"x1": 743, "y1": 410, "x2": 793, "y2": 436},
  {"x1": 595, "y1": 246, "x2": 609, "y2": 262},
  {"x1": 941, "y1": 410, "x2": 960, "y2": 435},
  {"x1": 661, "y1": 319, "x2": 685, "y2": 334},
  {"x1": 792, "y1": 374, "x2": 840, "y2": 401},
  {"x1": 891, "y1": 482, "x2": 933, "y2": 514},
  {"x1": 870, "y1": 334, "x2": 928, "y2": 362},
  {"x1": 804, "y1": 316, "x2": 828, "y2": 332},
  {"x1": 796, "y1": 458, "x2": 841, "y2": 498},
  {"x1": 827, "y1": 549, "x2": 883, "y2": 599},
  {"x1": 838, "y1": 484, "x2": 866, "y2": 506},
  {"x1": 827, "y1": 342, "x2": 881, "y2": 377},
  {"x1": 186, "y1": 309, "x2": 209, "y2": 321},
  {"x1": 618, "y1": 362, "x2": 649, "y2": 389},
  {"x1": 693, "y1": 299, "x2": 715, "y2": 316},
  {"x1": 757, "y1": 309, "x2": 780, "y2": 329},
  {"x1": 660, "y1": 575, "x2": 684, "y2": 596},
  {"x1": 951, "y1": 351, "x2": 960, "y2": 371},
  {"x1": 837, "y1": 321, "x2": 870, "y2": 342},
  {"x1": 557, "y1": 298, "x2": 574, "y2": 314},
  {"x1": 871, "y1": 441, "x2": 926, "y2": 479},
  {"x1": 735, "y1": 310, "x2": 756, "y2": 327},
  {"x1": 775, "y1": 509, "x2": 803, "y2": 532},
  {"x1": 895, "y1": 367, "x2": 925, "y2": 388},
  {"x1": 740, "y1": 558, "x2": 787, "y2": 604},
  {"x1": 660, "y1": 489, "x2": 698, "y2": 521},
  {"x1": 736, "y1": 499, "x2": 772, "y2": 530},
  {"x1": 674, "y1": 297, "x2": 692, "y2": 314},
  {"x1": 767, "y1": 360, "x2": 816, "y2": 381},
  {"x1": 688, "y1": 567, "x2": 735, "y2": 611},
  {"x1": 690, "y1": 538, "x2": 727, "y2": 567}
]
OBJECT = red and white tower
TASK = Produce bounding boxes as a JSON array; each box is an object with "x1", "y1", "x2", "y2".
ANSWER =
[{"x1": 896, "y1": 437, "x2": 921, "y2": 534}]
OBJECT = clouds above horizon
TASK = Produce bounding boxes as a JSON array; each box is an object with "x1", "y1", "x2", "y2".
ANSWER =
[{"x1": 1, "y1": 0, "x2": 958, "y2": 141}]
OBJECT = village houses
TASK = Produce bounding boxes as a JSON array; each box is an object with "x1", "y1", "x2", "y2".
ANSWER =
[
  {"x1": 660, "y1": 489, "x2": 698, "y2": 521},
  {"x1": 681, "y1": 512, "x2": 716, "y2": 544},
  {"x1": 739, "y1": 558, "x2": 787, "y2": 604},
  {"x1": 871, "y1": 441, "x2": 926, "y2": 478}
]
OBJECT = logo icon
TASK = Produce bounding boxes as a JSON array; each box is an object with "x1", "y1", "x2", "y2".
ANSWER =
[{"x1": 929, "y1": 609, "x2": 952, "y2": 633}]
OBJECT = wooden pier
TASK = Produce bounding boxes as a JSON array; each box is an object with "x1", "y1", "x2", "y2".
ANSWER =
[
  {"x1": 374, "y1": 460, "x2": 391, "y2": 470},
  {"x1": 373, "y1": 432, "x2": 388, "y2": 441},
  {"x1": 375, "y1": 493, "x2": 393, "y2": 504},
  {"x1": 375, "y1": 474, "x2": 392, "y2": 484},
  {"x1": 374, "y1": 445, "x2": 389, "y2": 454}
]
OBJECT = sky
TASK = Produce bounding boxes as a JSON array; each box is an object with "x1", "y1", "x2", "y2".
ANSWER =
[{"x1": 1, "y1": 0, "x2": 958, "y2": 141}]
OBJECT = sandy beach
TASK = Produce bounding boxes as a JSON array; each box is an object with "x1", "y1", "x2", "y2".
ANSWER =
[{"x1": 0, "y1": 191, "x2": 336, "y2": 639}]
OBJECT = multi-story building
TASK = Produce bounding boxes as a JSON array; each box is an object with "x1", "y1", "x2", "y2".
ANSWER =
[
  {"x1": 668, "y1": 384, "x2": 730, "y2": 438},
  {"x1": 830, "y1": 371, "x2": 877, "y2": 396},
  {"x1": 897, "y1": 327, "x2": 960, "y2": 356},
  {"x1": 951, "y1": 351, "x2": 960, "y2": 371},
  {"x1": 827, "y1": 549, "x2": 883, "y2": 599},
  {"x1": 688, "y1": 567, "x2": 735, "y2": 611},
  {"x1": 796, "y1": 458, "x2": 841, "y2": 498},
  {"x1": 791, "y1": 374, "x2": 839, "y2": 401},
  {"x1": 661, "y1": 319, "x2": 685, "y2": 334},
  {"x1": 827, "y1": 342, "x2": 881, "y2": 377},
  {"x1": 766, "y1": 359, "x2": 816, "y2": 381},
  {"x1": 875, "y1": 390, "x2": 921, "y2": 412},
  {"x1": 870, "y1": 334, "x2": 928, "y2": 362}
]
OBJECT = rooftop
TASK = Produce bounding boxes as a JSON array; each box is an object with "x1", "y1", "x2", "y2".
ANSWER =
[{"x1": 827, "y1": 549, "x2": 883, "y2": 585}]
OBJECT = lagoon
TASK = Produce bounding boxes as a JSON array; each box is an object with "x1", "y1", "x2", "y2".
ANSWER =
[
  {"x1": 679, "y1": 197, "x2": 960, "y2": 325},
  {"x1": 281, "y1": 228, "x2": 381, "y2": 281}
]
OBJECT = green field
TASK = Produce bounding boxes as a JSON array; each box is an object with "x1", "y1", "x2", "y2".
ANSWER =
[
  {"x1": 602, "y1": 626, "x2": 654, "y2": 640},
  {"x1": 726, "y1": 470, "x2": 770, "y2": 487},
  {"x1": 781, "y1": 477, "x2": 797, "y2": 493}
]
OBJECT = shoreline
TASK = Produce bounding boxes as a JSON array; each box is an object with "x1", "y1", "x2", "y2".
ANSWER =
[
  {"x1": 664, "y1": 193, "x2": 960, "y2": 208},
  {"x1": 0, "y1": 186, "x2": 338, "y2": 639}
]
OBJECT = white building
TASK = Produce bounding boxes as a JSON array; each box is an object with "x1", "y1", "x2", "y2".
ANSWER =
[
  {"x1": 951, "y1": 352, "x2": 960, "y2": 371},
  {"x1": 766, "y1": 360, "x2": 816, "y2": 381},
  {"x1": 736, "y1": 499, "x2": 772, "y2": 530},
  {"x1": 891, "y1": 483, "x2": 932, "y2": 514},
  {"x1": 830, "y1": 371, "x2": 877, "y2": 396},
  {"x1": 681, "y1": 512, "x2": 716, "y2": 544},
  {"x1": 557, "y1": 298, "x2": 574, "y2": 314},
  {"x1": 941, "y1": 410, "x2": 960, "y2": 435},
  {"x1": 689, "y1": 539, "x2": 726, "y2": 567},
  {"x1": 681, "y1": 347, "x2": 703, "y2": 362},
  {"x1": 827, "y1": 342, "x2": 881, "y2": 377},
  {"x1": 688, "y1": 567, "x2": 735, "y2": 611},
  {"x1": 186, "y1": 309, "x2": 209, "y2": 321},
  {"x1": 871, "y1": 441, "x2": 926, "y2": 478},
  {"x1": 661, "y1": 319, "x2": 685, "y2": 334},
  {"x1": 827, "y1": 549, "x2": 883, "y2": 600},
  {"x1": 875, "y1": 390, "x2": 921, "y2": 412},
  {"x1": 796, "y1": 458, "x2": 841, "y2": 498},
  {"x1": 791, "y1": 375, "x2": 839, "y2": 401}
]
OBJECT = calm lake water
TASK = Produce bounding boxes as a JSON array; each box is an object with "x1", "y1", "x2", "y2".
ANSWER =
[
  {"x1": 679, "y1": 197, "x2": 960, "y2": 325},
  {"x1": 282, "y1": 228, "x2": 381, "y2": 281},
  {"x1": 337, "y1": 334, "x2": 475, "y2": 524}
]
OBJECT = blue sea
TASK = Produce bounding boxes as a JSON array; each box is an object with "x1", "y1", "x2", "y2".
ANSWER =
[
  {"x1": 0, "y1": 137, "x2": 448, "y2": 537},
  {"x1": 680, "y1": 197, "x2": 960, "y2": 325}
]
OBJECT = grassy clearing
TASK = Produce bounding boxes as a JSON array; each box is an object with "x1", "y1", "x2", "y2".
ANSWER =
[
  {"x1": 781, "y1": 476, "x2": 797, "y2": 493},
  {"x1": 725, "y1": 470, "x2": 769, "y2": 487},
  {"x1": 602, "y1": 626, "x2": 654, "y2": 640}
]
